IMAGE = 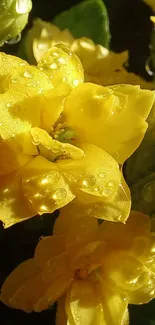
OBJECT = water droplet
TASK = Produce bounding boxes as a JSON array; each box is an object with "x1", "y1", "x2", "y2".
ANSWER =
[
  {"x1": 11, "y1": 78, "x2": 18, "y2": 84},
  {"x1": 53, "y1": 52, "x2": 59, "y2": 57},
  {"x1": 52, "y1": 188, "x2": 67, "y2": 200},
  {"x1": 40, "y1": 178, "x2": 48, "y2": 185},
  {"x1": 99, "y1": 187, "x2": 111, "y2": 196},
  {"x1": 145, "y1": 58, "x2": 154, "y2": 76},
  {"x1": 5, "y1": 34, "x2": 21, "y2": 45},
  {"x1": 108, "y1": 180, "x2": 116, "y2": 187},
  {"x1": 16, "y1": 0, "x2": 31, "y2": 14},
  {"x1": 51, "y1": 147, "x2": 60, "y2": 154},
  {"x1": 58, "y1": 57, "x2": 67, "y2": 64},
  {"x1": 23, "y1": 70, "x2": 33, "y2": 78},
  {"x1": 99, "y1": 172, "x2": 105, "y2": 178},
  {"x1": 40, "y1": 205, "x2": 48, "y2": 212},
  {"x1": 20, "y1": 62, "x2": 26, "y2": 66},
  {"x1": 38, "y1": 88, "x2": 43, "y2": 93},
  {"x1": 50, "y1": 63, "x2": 58, "y2": 69},
  {"x1": 37, "y1": 43, "x2": 48, "y2": 50},
  {"x1": 6, "y1": 103, "x2": 11, "y2": 108},
  {"x1": 34, "y1": 193, "x2": 41, "y2": 198},
  {"x1": 83, "y1": 175, "x2": 96, "y2": 187},
  {"x1": 73, "y1": 79, "x2": 80, "y2": 87}
]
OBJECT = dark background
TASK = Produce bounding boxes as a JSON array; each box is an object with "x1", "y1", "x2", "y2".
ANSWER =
[{"x1": 0, "y1": 0, "x2": 155, "y2": 324}]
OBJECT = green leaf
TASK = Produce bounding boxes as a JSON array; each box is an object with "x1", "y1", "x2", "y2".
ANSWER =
[{"x1": 53, "y1": 0, "x2": 110, "y2": 48}]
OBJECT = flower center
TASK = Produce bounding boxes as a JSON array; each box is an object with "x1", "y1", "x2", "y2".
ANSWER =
[{"x1": 51, "y1": 119, "x2": 76, "y2": 144}]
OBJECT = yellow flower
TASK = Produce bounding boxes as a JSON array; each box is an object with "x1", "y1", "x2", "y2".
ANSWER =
[
  {"x1": 1, "y1": 210, "x2": 155, "y2": 325},
  {"x1": 25, "y1": 19, "x2": 154, "y2": 89},
  {"x1": 144, "y1": 0, "x2": 155, "y2": 11},
  {"x1": 151, "y1": 15, "x2": 155, "y2": 23},
  {"x1": 0, "y1": 45, "x2": 154, "y2": 228}
]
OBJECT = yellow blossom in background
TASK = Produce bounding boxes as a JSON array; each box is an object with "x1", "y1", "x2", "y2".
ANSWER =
[
  {"x1": 144, "y1": 0, "x2": 155, "y2": 11},
  {"x1": 0, "y1": 45, "x2": 154, "y2": 228},
  {"x1": 1, "y1": 210, "x2": 155, "y2": 325},
  {"x1": 24, "y1": 19, "x2": 154, "y2": 89},
  {"x1": 151, "y1": 15, "x2": 155, "y2": 23}
]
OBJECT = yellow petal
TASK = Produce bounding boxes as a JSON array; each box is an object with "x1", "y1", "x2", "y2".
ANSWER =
[
  {"x1": 0, "y1": 52, "x2": 53, "y2": 95},
  {"x1": 0, "y1": 52, "x2": 64, "y2": 171},
  {"x1": 64, "y1": 83, "x2": 154, "y2": 164},
  {"x1": 0, "y1": 172, "x2": 35, "y2": 228},
  {"x1": 98, "y1": 278, "x2": 129, "y2": 325},
  {"x1": 53, "y1": 201, "x2": 84, "y2": 236},
  {"x1": 1, "y1": 254, "x2": 73, "y2": 313},
  {"x1": 66, "y1": 280, "x2": 104, "y2": 325},
  {"x1": 34, "y1": 235, "x2": 66, "y2": 265},
  {"x1": 30, "y1": 127, "x2": 84, "y2": 161},
  {"x1": 98, "y1": 210, "x2": 151, "y2": 249},
  {"x1": 56, "y1": 296, "x2": 68, "y2": 325},
  {"x1": 34, "y1": 271, "x2": 73, "y2": 312},
  {"x1": 151, "y1": 16, "x2": 155, "y2": 23},
  {"x1": 103, "y1": 251, "x2": 155, "y2": 304},
  {"x1": 59, "y1": 174, "x2": 130, "y2": 223},
  {"x1": 21, "y1": 156, "x2": 75, "y2": 215},
  {"x1": 0, "y1": 138, "x2": 32, "y2": 175},
  {"x1": 37, "y1": 44, "x2": 84, "y2": 88},
  {"x1": 81, "y1": 175, "x2": 130, "y2": 223},
  {"x1": 65, "y1": 216, "x2": 98, "y2": 248},
  {"x1": 0, "y1": 258, "x2": 40, "y2": 312},
  {"x1": 144, "y1": 0, "x2": 155, "y2": 11},
  {"x1": 58, "y1": 143, "x2": 121, "y2": 200}
]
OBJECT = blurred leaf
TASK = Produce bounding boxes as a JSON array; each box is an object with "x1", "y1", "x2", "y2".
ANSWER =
[{"x1": 53, "y1": 0, "x2": 111, "y2": 48}]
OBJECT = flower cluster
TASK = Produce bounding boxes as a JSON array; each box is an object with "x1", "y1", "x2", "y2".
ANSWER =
[
  {"x1": 1, "y1": 208, "x2": 155, "y2": 325},
  {"x1": 22, "y1": 19, "x2": 154, "y2": 89},
  {"x1": 0, "y1": 45, "x2": 154, "y2": 228}
]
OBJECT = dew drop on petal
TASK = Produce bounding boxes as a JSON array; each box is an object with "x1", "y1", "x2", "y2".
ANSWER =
[
  {"x1": 50, "y1": 63, "x2": 58, "y2": 70},
  {"x1": 40, "y1": 205, "x2": 48, "y2": 212},
  {"x1": 82, "y1": 175, "x2": 96, "y2": 187},
  {"x1": 23, "y1": 70, "x2": 33, "y2": 78},
  {"x1": 5, "y1": 34, "x2": 21, "y2": 45},
  {"x1": 52, "y1": 188, "x2": 67, "y2": 200},
  {"x1": 11, "y1": 78, "x2": 18, "y2": 84},
  {"x1": 16, "y1": 0, "x2": 31, "y2": 14}
]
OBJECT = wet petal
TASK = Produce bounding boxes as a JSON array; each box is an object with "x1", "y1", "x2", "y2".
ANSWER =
[
  {"x1": 66, "y1": 280, "x2": 104, "y2": 325},
  {"x1": 98, "y1": 278, "x2": 129, "y2": 325},
  {"x1": 0, "y1": 172, "x2": 35, "y2": 228},
  {"x1": 98, "y1": 210, "x2": 151, "y2": 249},
  {"x1": 62, "y1": 174, "x2": 130, "y2": 223},
  {"x1": 0, "y1": 258, "x2": 40, "y2": 312},
  {"x1": 37, "y1": 44, "x2": 84, "y2": 88},
  {"x1": 21, "y1": 156, "x2": 75, "y2": 215},
  {"x1": 34, "y1": 235, "x2": 66, "y2": 265},
  {"x1": 103, "y1": 251, "x2": 155, "y2": 304},
  {"x1": 58, "y1": 143, "x2": 121, "y2": 200},
  {"x1": 64, "y1": 83, "x2": 154, "y2": 164},
  {"x1": 56, "y1": 296, "x2": 68, "y2": 325},
  {"x1": 54, "y1": 205, "x2": 98, "y2": 247},
  {"x1": 34, "y1": 271, "x2": 73, "y2": 312},
  {"x1": 53, "y1": 201, "x2": 84, "y2": 236},
  {"x1": 66, "y1": 216, "x2": 98, "y2": 248},
  {"x1": 0, "y1": 52, "x2": 53, "y2": 95},
  {"x1": 30, "y1": 127, "x2": 84, "y2": 161}
]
